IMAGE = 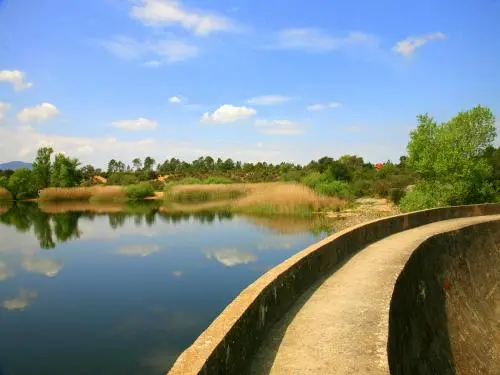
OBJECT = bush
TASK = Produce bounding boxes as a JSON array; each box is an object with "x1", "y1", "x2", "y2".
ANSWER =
[
  {"x1": 389, "y1": 188, "x2": 406, "y2": 204},
  {"x1": 107, "y1": 173, "x2": 139, "y2": 186},
  {"x1": 280, "y1": 170, "x2": 303, "y2": 182},
  {"x1": 177, "y1": 177, "x2": 203, "y2": 185},
  {"x1": 301, "y1": 172, "x2": 329, "y2": 189},
  {"x1": 125, "y1": 182, "x2": 155, "y2": 199},
  {"x1": 203, "y1": 176, "x2": 234, "y2": 184},
  {"x1": 315, "y1": 181, "x2": 354, "y2": 200}
]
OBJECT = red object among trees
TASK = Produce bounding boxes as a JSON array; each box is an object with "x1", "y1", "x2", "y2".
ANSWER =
[{"x1": 374, "y1": 163, "x2": 384, "y2": 171}]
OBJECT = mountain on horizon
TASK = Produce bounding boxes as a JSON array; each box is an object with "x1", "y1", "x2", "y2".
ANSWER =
[{"x1": 0, "y1": 161, "x2": 33, "y2": 170}]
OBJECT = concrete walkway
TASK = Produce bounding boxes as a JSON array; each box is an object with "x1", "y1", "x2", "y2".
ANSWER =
[{"x1": 249, "y1": 215, "x2": 500, "y2": 375}]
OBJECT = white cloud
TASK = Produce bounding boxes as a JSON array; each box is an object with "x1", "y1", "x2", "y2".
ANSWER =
[
  {"x1": 0, "y1": 102, "x2": 11, "y2": 120},
  {"x1": 17, "y1": 103, "x2": 59, "y2": 123},
  {"x1": 255, "y1": 119, "x2": 303, "y2": 135},
  {"x1": 112, "y1": 117, "x2": 158, "y2": 131},
  {"x1": 171, "y1": 270, "x2": 184, "y2": 277},
  {"x1": 205, "y1": 248, "x2": 257, "y2": 267},
  {"x1": 270, "y1": 29, "x2": 378, "y2": 52},
  {"x1": 130, "y1": 0, "x2": 234, "y2": 36},
  {"x1": 201, "y1": 104, "x2": 256, "y2": 124},
  {"x1": 169, "y1": 96, "x2": 182, "y2": 104},
  {"x1": 0, "y1": 261, "x2": 14, "y2": 281},
  {"x1": 21, "y1": 257, "x2": 63, "y2": 277},
  {"x1": 143, "y1": 60, "x2": 162, "y2": 68},
  {"x1": 100, "y1": 35, "x2": 198, "y2": 63},
  {"x1": 0, "y1": 70, "x2": 33, "y2": 91},
  {"x1": 151, "y1": 39, "x2": 199, "y2": 62},
  {"x1": 392, "y1": 32, "x2": 446, "y2": 56},
  {"x1": 307, "y1": 102, "x2": 342, "y2": 111},
  {"x1": 247, "y1": 95, "x2": 292, "y2": 105},
  {"x1": 117, "y1": 244, "x2": 160, "y2": 256},
  {"x1": 2, "y1": 290, "x2": 37, "y2": 311}
]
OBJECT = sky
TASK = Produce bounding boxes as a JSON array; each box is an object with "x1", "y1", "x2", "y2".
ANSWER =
[{"x1": 0, "y1": 0, "x2": 499, "y2": 167}]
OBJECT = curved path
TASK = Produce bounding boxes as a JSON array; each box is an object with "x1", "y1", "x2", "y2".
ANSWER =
[{"x1": 249, "y1": 215, "x2": 500, "y2": 375}]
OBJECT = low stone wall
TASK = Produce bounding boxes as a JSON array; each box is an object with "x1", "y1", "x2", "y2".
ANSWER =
[
  {"x1": 168, "y1": 204, "x2": 500, "y2": 375},
  {"x1": 388, "y1": 219, "x2": 500, "y2": 375}
]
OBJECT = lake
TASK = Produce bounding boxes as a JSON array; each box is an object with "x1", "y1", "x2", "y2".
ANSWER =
[{"x1": 0, "y1": 203, "x2": 331, "y2": 375}]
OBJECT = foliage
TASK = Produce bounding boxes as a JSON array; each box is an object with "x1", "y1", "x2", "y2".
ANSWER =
[
  {"x1": 7, "y1": 168, "x2": 37, "y2": 200},
  {"x1": 51, "y1": 153, "x2": 80, "y2": 188},
  {"x1": 107, "y1": 173, "x2": 139, "y2": 186},
  {"x1": 32, "y1": 146, "x2": 53, "y2": 189},
  {"x1": 125, "y1": 182, "x2": 155, "y2": 199},
  {"x1": 403, "y1": 105, "x2": 497, "y2": 210}
]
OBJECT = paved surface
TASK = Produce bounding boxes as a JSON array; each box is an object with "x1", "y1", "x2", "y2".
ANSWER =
[{"x1": 249, "y1": 215, "x2": 500, "y2": 375}]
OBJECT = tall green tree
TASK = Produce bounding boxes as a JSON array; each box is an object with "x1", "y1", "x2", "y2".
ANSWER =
[
  {"x1": 51, "y1": 153, "x2": 81, "y2": 187},
  {"x1": 401, "y1": 105, "x2": 497, "y2": 211},
  {"x1": 32, "y1": 147, "x2": 54, "y2": 189},
  {"x1": 8, "y1": 168, "x2": 36, "y2": 199}
]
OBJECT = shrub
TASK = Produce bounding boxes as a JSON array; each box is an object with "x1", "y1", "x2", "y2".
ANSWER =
[
  {"x1": 177, "y1": 177, "x2": 203, "y2": 185},
  {"x1": 301, "y1": 172, "x2": 329, "y2": 189},
  {"x1": 389, "y1": 188, "x2": 406, "y2": 204},
  {"x1": 203, "y1": 176, "x2": 234, "y2": 184},
  {"x1": 280, "y1": 170, "x2": 303, "y2": 182},
  {"x1": 125, "y1": 182, "x2": 155, "y2": 199},
  {"x1": 315, "y1": 181, "x2": 354, "y2": 200},
  {"x1": 107, "y1": 173, "x2": 139, "y2": 186}
]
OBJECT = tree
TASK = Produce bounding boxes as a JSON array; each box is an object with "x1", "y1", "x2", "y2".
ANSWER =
[
  {"x1": 32, "y1": 147, "x2": 53, "y2": 189},
  {"x1": 143, "y1": 156, "x2": 156, "y2": 172},
  {"x1": 401, "y1": 105, "x2": 497, "y2": 211},
  {"x1": 51, "y1": 153, "x2": 80, "y2": 187},
  {"x1": 8, "y1": 168, "x2": 36, "y2": 199},
  {"x1": 132, "y1": 158, "x2": 143, "y2": 171}
]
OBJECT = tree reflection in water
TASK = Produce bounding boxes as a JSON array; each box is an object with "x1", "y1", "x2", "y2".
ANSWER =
[{"x1": 0, "y1": 203, "x2": 235, "y2": 249}]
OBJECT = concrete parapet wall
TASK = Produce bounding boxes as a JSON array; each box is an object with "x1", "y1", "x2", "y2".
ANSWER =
[
  {"x1": 168, "y1": 204, "x2": 500, "y2": 375},
  {"x1": 388, "y1": 220, "x2": 500, "y2": 375}
]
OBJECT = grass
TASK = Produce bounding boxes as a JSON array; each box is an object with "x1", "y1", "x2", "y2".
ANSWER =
[
  {"x1": 163, "y1": 182, "x2": 346, "y2": 215},
  {"x1": 39, "y1": 186, "x2": 126, "y2": 202},
  {"x1": 0, "y1": 187, "x2": 12, "y2": 201}
]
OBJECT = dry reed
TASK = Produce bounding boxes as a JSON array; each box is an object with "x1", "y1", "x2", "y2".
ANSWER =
[
  {"x1": 0, "y1": 187, "x2": 12, "y2": 201},
  {"x1": 39, "y1": 186, "x2": 126, "y2": 202}
]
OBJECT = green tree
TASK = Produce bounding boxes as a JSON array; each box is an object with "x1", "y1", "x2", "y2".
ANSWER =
[
  {"x1": 132, "y1": 158, "x2": 143, "y2": 171},
  {"x1": 8, "y1": 168, "x2": 36, "y2": 199},
  {"x1": 32, "y1": 147, "x2": 54, "y2": 189},
  {"x1": 51, "y1": 153, "x2": 81, "y2": 187},
  {"x1": 401, "y1": 105, "x2": 497, "y2": 211}
]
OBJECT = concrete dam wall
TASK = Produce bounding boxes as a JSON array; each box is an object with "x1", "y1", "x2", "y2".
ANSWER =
[
  {"x1": 168, "y1": 204, "x2": 500, "y2": 375},
  {"x1": 388, "y1": 220, "x2": 500, "y2": 375}
]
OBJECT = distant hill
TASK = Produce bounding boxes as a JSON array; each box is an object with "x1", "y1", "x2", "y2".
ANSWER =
[{"x1": 0, "y1": 161, "x2": 33, "y2": 170}]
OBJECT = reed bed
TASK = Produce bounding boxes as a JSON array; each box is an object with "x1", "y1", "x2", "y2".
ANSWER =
[
  {"x1": 0, "y1": 187, "x2": 12, "y2": 201},
  {"x1": 164, "y1": 182, "x2": 346, "y2": 215},
  {"x1": 39, "y1": 186, "x2": 126, "y2": 202}
]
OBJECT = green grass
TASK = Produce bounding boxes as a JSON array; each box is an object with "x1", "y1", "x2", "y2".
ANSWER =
[{"x1": 125, "y1": 182, "x2": 155, "y2": 200}]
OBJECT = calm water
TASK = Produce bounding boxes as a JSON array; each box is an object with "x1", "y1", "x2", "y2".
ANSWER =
[{"x1": 0, "y1": 203, "x2": 330, "y2": 375}]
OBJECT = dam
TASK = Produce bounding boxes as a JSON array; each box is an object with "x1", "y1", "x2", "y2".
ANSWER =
[{"x1": 168, "y1": 204, "x2": 500, "y2": 375}]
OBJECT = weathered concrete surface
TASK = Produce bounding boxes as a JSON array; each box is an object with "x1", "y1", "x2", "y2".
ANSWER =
[
  {"x1": 388, "y1": 220, "x2": 500, "y2": 375},
  {"x1": 168, "y1": 205, "x2": 500, "y2": 375},
  {"x1": 249, "y1": 216, "x2": 500, "y2": 374}
]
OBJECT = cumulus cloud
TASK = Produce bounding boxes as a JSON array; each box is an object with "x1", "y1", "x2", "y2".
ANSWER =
[
  {"x1": 201, "y1": 104, "x2": 256, "y2": 124},
  {"x1": 17, "y1": 103, "x2": 59, "y2": 124},
  {"x1": 117, "y1": 244, "x2": 160, "y2": 256},
  {"x1": 21, "y1": 257, "x2": 63, "y2": 277},
  {"x1": 0, "y1": 70, "x2": 33, "y2": 91},
  {"x1": 205, "y1": 248, "x2": 257, "y2": 267},
  {"x1": 0, "y1": 102, "x2": 11, "y2": 120},
  {"x1": 100, "y1": 35, "x2": 198, "y2": 63},
  {"x1": 169, "y1": 96, "x2": 182, "y2": 104},
  {"x1": 112, "y1": 117, "x2": 158, "y2": 131},
  {"x1": 307, "y1": 102, "x2": 341, "y2": 111},
  {"x1": 2, "y1": 290, "x2": 37, "y2": 311},
  {"x1": 130, "y1": 0, "x2": 234, "y2": 36},
  {"x1": 270, "y1": 29, "x2": 379, "y2": 52},
  {"x1": 392, "y1": 32, "x2": 446, "y2": 56},
  {"x1": 247, "y1": 95, "x2": 292, "y2": 105},
  {"x1": 255, "y1": 119, "x2": 303, "y2": 135}
]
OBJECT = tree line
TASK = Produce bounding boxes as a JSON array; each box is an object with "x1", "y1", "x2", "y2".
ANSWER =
[{"x1": 0, "y1": 105, "x2": 499, "y2": 211}]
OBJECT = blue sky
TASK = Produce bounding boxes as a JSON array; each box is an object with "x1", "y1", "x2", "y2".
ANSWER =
[{"x1": 0, "y1": 0, "x2": 499, "y2": 167}]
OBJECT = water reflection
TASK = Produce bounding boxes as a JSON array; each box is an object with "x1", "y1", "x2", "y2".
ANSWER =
[{"x1": 0, "y1": 201, "x2": 332, "y2": 374}]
